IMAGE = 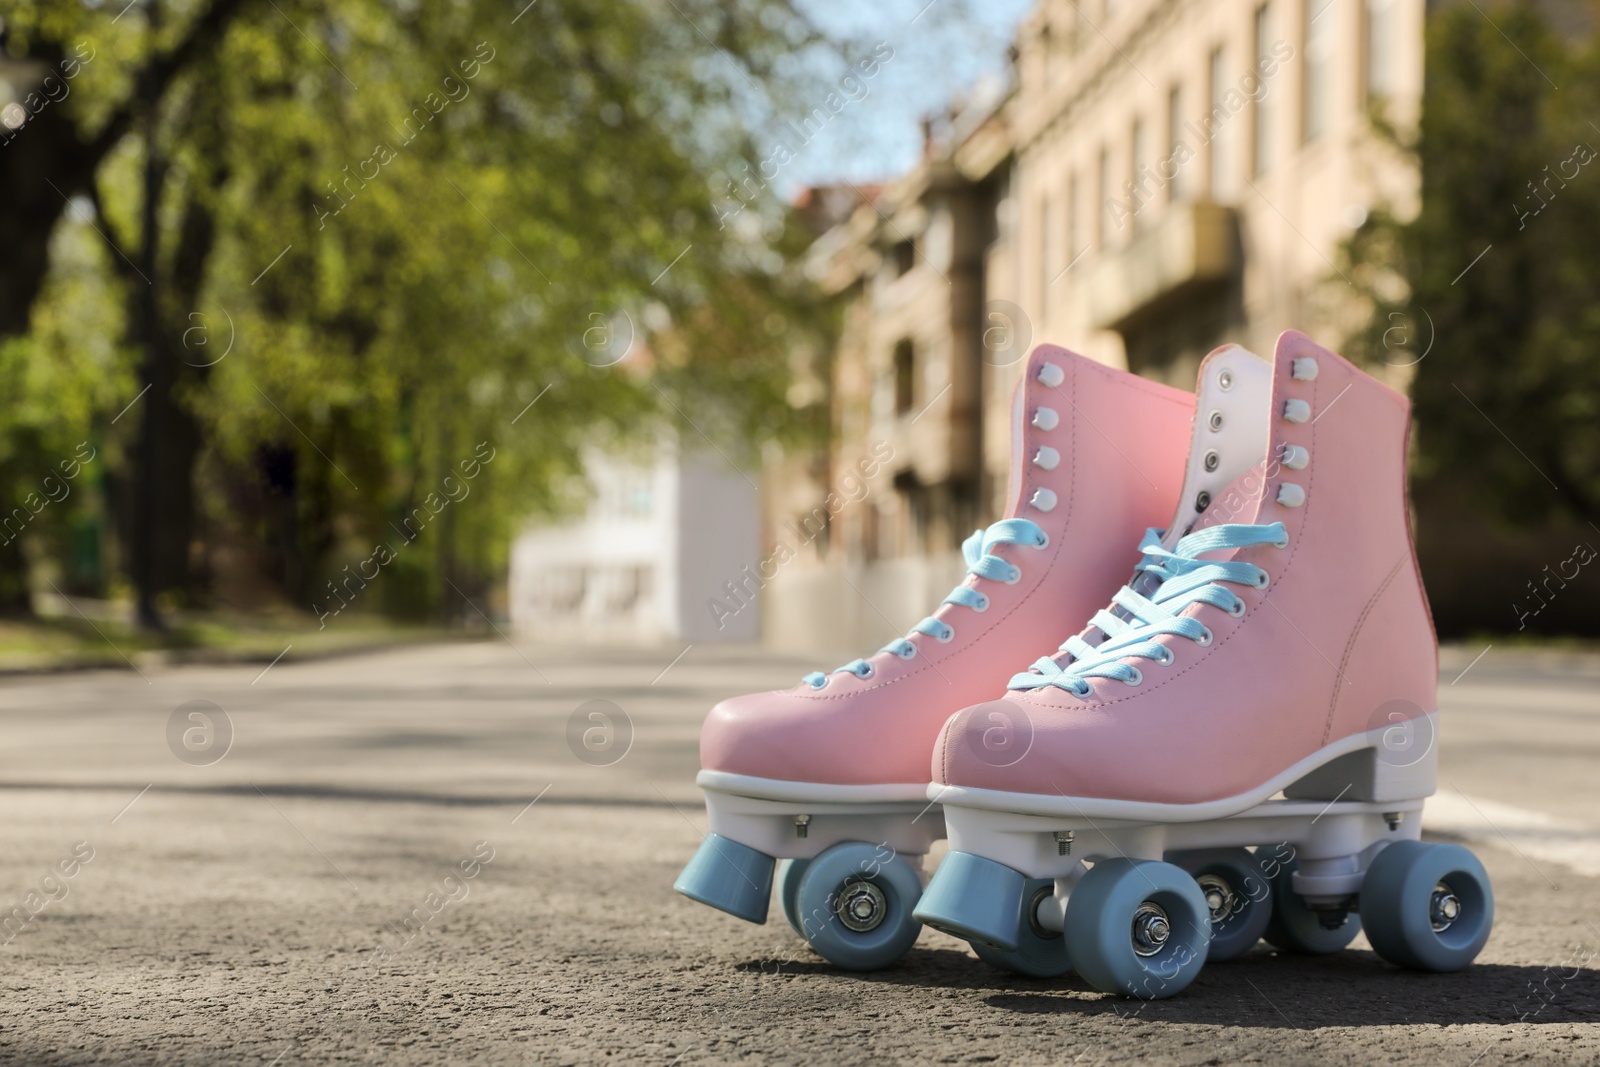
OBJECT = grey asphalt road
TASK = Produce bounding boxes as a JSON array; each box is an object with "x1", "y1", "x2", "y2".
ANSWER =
[{"x1": 0, "y1": 639, "x2": 1596, "y2": 1065}]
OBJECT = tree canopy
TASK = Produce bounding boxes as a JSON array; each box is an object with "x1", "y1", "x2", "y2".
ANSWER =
[
  {"x1": 0, "y1": 0, "x2": 845, "y2": 622},
  {"x1": 1344, "y1": 1, "x2": 1600, "y2": 529}
]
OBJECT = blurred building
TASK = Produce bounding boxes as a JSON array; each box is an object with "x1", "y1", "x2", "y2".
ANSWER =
[
  {"x1": 508, "y1": 442, "x2": 759, "y2": 645},
  {"x1": 766, "y1": 0, "x2": 1424, "y2": 659}
]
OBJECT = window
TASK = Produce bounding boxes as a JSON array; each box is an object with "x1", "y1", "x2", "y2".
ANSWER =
[
  {"x1": 1365, "y1": 0, "x2": 1398, "y2": 101},
  {"x1": 1304, "y1": 0, "x2": 1336, "y2": 141},
  {"x1": 892, "y1": 238, "x2": 915, "y2": 276},
  {"x1": 1040, "y1": 195, "x2": 1057, "y2": 300},
  {"x1": 1131, "y1": 116, "x2": 1150, "y2": 229},
  {"x1": 1066, "y1": 173, "x2": 1081, "y2": 268},
  {"x1": 1208, "y1": 47, "x2": 1234, "y2": 199},
  {"x1": 1168, "y1": 85, "x2": 1187, "y2": 202},
  {"x1": 893, "y1": 339, "x2": 916, "y2": 415},
  {"x1": 862, "y1": 503, "x2": 882, "y2": 561},
  {"x1": 902, "y1": 483, "x2": 925, "y2": 554},
  {"x1": 601, "y1": 467, "x2": 655, "y2": 520},
  {"x1": 1253, "y1": 3, "x2": 1273, "y2": 175},
  {"x1": 1097, "y1": 147, "x2": 1113, "y2": 247}
]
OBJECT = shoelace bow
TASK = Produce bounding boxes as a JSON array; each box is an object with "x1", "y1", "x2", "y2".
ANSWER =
[
  {"x1": 802, "y1": 517, "x2": 1048, "y2": 688},
  {"x1": 1009, "y1": 521, "x2": 1288, "y2": 696}
]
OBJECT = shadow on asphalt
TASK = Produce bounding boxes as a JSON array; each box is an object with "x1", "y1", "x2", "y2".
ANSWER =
[{"x1": 735, "y1": 947, "x2": 1598, "y2": 1028}]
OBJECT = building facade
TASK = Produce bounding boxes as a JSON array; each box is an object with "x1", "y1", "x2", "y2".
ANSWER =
[
  {"x1": 508, "y1": 441, "x2": 760, "y2": 645},
  {"x1": 764, "y1": 0, "x2": 1425, "y2": 660}
]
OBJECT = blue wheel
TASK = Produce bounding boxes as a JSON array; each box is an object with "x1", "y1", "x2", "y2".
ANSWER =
[
  {"x1": 775, "y1": 858, "x2": 811, "y2": 939},
  {"x1": 795, "y1": 842, "x2": 923, "y2": 971},
  {"x1": 970, "y1": 878, "x2": 1072, "y2": 978},
  {"x1": 1063, "y1": 859, "x2": 1211, "y2": 999},
  {"x1": 1262, "y1": 855, "x2": 1361, "y2": 955},
  {"x1": 1359, "y1": 841, "x2": 1494, "y2": 972},
  {"x1": 1168, "y1": 848, "x2": 1275, "y2": 963}
]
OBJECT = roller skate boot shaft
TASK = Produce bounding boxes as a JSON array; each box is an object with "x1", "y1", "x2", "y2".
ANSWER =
[
  {"x1": 932, "y1": 330, "x2": 1438, "y2": 815},
  {"x1": 915, "y1": 332, "x2": 1490, "y2": 997},
  {"x1": 697, "y1": 346, "x2": 1196, "y2": 796},
  {"x1": 675, "y1": 344, "x2": 1196, "y2": 969}
]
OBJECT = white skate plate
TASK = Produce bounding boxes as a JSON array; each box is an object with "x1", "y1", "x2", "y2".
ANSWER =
[{"x1": 696, "y1": 770, "x2": 945, "y2": 861}]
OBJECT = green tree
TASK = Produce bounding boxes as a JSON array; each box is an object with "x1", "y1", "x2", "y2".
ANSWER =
[
  {"x1": 1, "y1": 0, "x2": 841, "y2": 624},
  {"x1": 1345, "y1": 2, "x2": 1600, "y2": 526}
]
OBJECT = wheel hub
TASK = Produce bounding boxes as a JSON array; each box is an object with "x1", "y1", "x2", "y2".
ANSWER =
[
  {"x1": 1131, "y1": 902, "x2": 1171, "y2": 957},
  {"x1": 835, "y1": 880, "x2": 887, "y2": 933},
  {"x1": 1430, "y1": 881, "x2": 1461, "y2": 932},
  {"x1": 1195, "y1": 873, "x2": 1237, "y2": 925}
]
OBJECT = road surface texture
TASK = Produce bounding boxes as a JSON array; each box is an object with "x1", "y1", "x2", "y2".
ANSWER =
[{"x1": 0, "y1": 639, "x2": 1595, "y2": 1065}]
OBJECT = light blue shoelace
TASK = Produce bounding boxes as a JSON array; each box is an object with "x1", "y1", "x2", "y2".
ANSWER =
[
  {"x1": 802, "y1": 517, "x2": 1048, "y2": 688},
  {"x1": 1009, "y1": 521, "x2": 1288, "y2": 696}
]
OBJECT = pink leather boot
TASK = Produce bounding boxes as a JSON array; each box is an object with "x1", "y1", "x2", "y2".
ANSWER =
[
  {"x1": 674, "y1": 344, "x2": 1194, "y2": 971},
  {"x1": 915, "y1": 332, "x2": 1493, "y2": 996}
]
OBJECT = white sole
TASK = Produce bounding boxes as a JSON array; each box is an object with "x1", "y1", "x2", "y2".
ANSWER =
[
  {"x1": 696, "y1": 770, "x2": 945, "y2": 860},
  {"x1": 696, "y1": 770, "x2": 930, "y2": 804}
]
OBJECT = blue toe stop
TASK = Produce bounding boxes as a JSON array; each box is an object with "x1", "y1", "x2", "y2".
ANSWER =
[
  {"x1": 913, "y1": 850, "x2": 1027, "y2": 951},
  {"x1": 674, "y1": 833, "x2": 775, "y2": 924}
]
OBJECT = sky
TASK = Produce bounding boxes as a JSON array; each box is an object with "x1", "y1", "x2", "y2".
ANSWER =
[{"x1": 780, "y1": 0, "x2": 1035, "y2": 192}]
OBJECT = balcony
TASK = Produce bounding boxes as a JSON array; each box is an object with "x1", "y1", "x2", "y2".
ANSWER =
[{"x1": 1082, "y1": 201, "x2": 1241, "y2": 333}]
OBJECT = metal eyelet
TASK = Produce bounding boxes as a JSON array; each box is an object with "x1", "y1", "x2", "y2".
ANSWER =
[
  {"x1": 1227, "y1": 598, "x2": 1246, "y2": 618},
  {"x1": 1123, "y1": 667, "x2": 1144, "y2": 687},
  {"x1": 1153, "y1": 647, "x2": 1174, "y2": 666},
  {"x1": 1203, "y1": 450, "x2": 1219, "y2": 472},
  {"x1": 1208, "y1": 410, "x2": 1224, "y2": 431},
  {"x1": 1003, "y1": 565, "x2": 1023, "y2": 586},
  {"x1": 856, "y1": 664, "x2": 875, "y2": 680},
  {"x1": 936, "y1": 625, "x2": 956, "y2": 644},
  {"x1": 896, "y1": 645, "x2": 917, "y2": 660},
  {"x1": 1274, "y1": 537, "x2": 1290, "y2": 549},
  {"x1": 1035, "y1": 532, "x2": 1051, "y2": 549},
  {"x1": 1254, "y1": 571, "x2": 1270, "y2": 590},
  {"x1": 1195, "y1": 627, "x2": 1214, "y2": 647},
  {"x1": 1218, "y1": 369, "x2": 1234, "y2": 390},
  {"x1": 1071, "y1": 680, "x2": 1092, "y2": 697},
  {"x1": 972, "y1": 593, "x2": 991, "y2": 613},
  {"x1": 808, "y1": 677, "x2": 828, "y2": 690}
]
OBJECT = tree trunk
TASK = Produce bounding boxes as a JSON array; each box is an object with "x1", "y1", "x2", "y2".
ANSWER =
[
  {"x1": 0, "y1": 1, "x2": 249, "y2": 624},
  {"x1": 0, "y1": 530, "x2": 31, "y2": 616},
  {"x1": 0, "y1": 65, "x2": 94, "y2": 341},
  {"x1": 0, "y1": 0, "x2": 248, "y2": 340},
  {"x1": 125, "y1": 30, "x2": 232, "y2": 628}
]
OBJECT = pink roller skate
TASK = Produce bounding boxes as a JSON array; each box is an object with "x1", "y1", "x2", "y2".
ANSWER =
[
  {"x1": 674, "y1": 345, "x2": 1194, "y2": 970},
  {"x1": 915, "y1": 331, "x2": 1492, "y2": 996}
]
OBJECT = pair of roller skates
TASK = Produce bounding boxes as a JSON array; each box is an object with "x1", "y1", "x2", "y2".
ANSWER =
[{"x1": 674, "y1": 331, "x2": 1493, "y2": 999}]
